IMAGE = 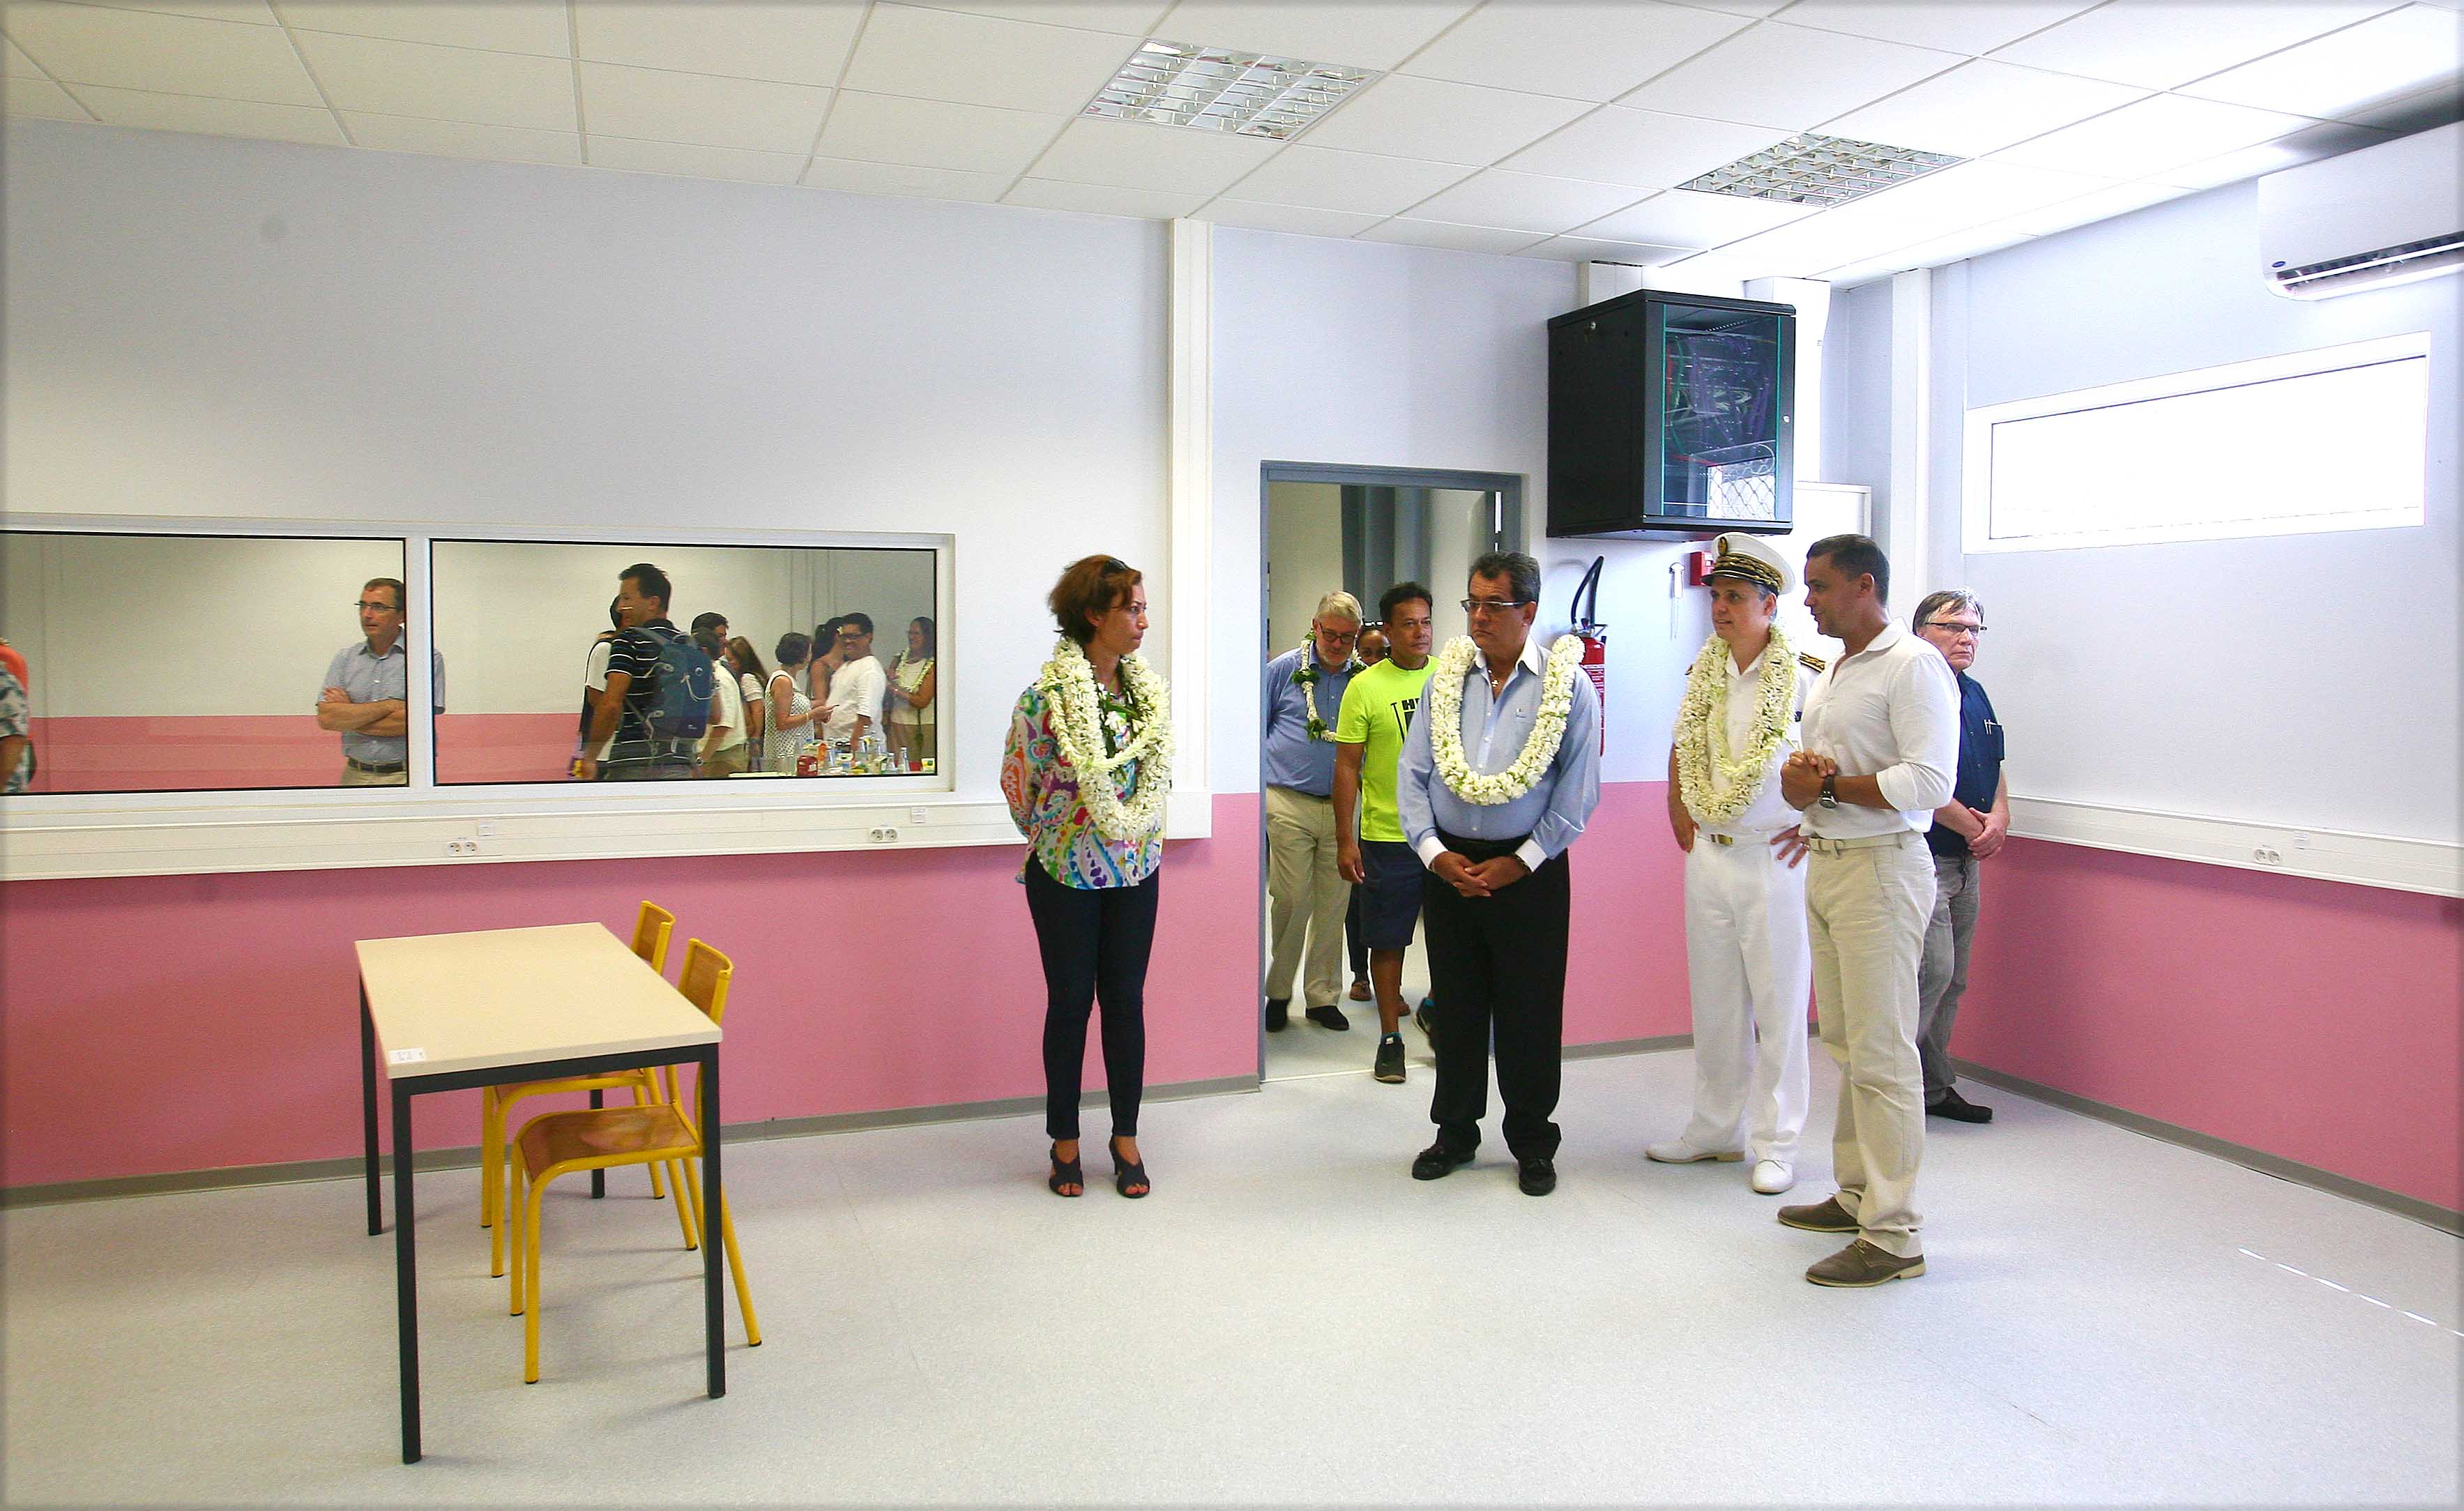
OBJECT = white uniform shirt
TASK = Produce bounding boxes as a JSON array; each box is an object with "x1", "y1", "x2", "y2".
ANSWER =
[
  {"x1": 708, "y1": 662, "x2": 747, "y2": 752},
  {"x1": 1800, "y1": 621, "x2": 1959, "y2": 839},
  {"x1": 821, "y1": 654, "x2": 885, "y2": 745},
  {"x1": 1694, "y1": 644, "x2": 1812, "y2": 837}
]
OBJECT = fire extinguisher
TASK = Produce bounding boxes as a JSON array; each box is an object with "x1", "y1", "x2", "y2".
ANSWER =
[{"x1": 1570, "y1": 556, "x2": 1606, "y2": 753}]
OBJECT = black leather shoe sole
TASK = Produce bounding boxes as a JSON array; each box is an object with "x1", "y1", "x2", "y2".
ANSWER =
[
  {"x1": 1411, "y1": 1144, "x2": 1473, "y2": 1180},
  {"x1": 1926, "y1": 1095, "x2": 1993, "y2": 1123},
  {"x1": 1517, "y1": 1157, "x2": 1557, "y2": 1196}
]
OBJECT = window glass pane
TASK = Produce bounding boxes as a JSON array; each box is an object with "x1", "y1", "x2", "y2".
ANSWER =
[
  {"x1": 429, "y1": 541, "x2": 939, "y2": 785},
  {"x1": 0, "y1": 532, "x2": 412, "y2": 794},
  {"x1": 1658, "y1": 304, "x2": 1785, "y2": 523},
  {"x1": 1986, "y1": 354, "x2": 2428, "y2": 547}
]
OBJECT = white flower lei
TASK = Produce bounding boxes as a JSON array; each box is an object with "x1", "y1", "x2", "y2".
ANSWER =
[
  {"x1": 1037, "y1": 637, "x2": 1173, "y2": 842},
  {"x1": 1427, "y1": 633, "x2": 1585, "y2": 805},
  {"x1": 1290, "y1": 636, "x2": 1360, "y2": 741},
  {"x1": 1671, "y1": 626, "x2": 1797, "y2": 825}
]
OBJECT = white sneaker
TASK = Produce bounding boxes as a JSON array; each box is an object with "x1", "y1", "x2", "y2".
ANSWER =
[
  {"x1": 1751, "y1": 1160, "x2": 1795, "y2": 1194},
  {"x1": 1645, "y1": 1139, "x2": 1744, "y2": 1164}
]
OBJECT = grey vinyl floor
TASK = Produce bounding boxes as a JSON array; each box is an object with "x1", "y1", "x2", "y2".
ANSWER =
[{"x1": 4, "y1": 1047, "x2": 2458, "y2": 1508}]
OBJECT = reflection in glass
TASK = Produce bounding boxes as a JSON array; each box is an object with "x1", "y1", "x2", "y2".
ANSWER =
[
  {"x1": 0, "y1": 531, "x2": 413, "y2": 794},
  {"x1": 429, "y1": 540, "x2": 937, "y2": 786}
]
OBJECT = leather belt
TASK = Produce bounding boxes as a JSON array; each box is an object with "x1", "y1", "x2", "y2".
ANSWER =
[
  {"x1": 1804, "y1": 830, "x2": 1918, "y2": 854},
  {"x1": 346, "y1": 758, "x2": 407, "y2": 774}
]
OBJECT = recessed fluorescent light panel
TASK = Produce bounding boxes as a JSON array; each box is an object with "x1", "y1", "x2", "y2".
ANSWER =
[
  {"x1": 1681, "y1": 132, "x2": 1966, "y2": 208},
  {"x1": 1083, "y1": 40, "x2": 1371, "y2": 140}
]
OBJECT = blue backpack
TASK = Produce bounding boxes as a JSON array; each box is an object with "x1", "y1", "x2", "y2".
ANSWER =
[{"x1": 640, "y1": 625, "x2": 713, "y2": 742}]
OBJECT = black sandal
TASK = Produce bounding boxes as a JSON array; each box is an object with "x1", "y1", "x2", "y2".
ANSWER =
[
  {"x1": 1110, "y1": 1136, "x2": 1150, "y2": 1199},
  {"x1": 1047, "y1": 1142, "x2": 1083, "y2": 1197}
]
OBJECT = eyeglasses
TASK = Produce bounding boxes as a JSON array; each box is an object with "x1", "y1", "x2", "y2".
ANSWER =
[
  {"x1": 1314, "y1": 626, "x2": 1360, "y2": 644},
  {"x1": 353, "y1": 600, "x2": 400, "y2": 613},
  {"x1": 1924, "y1": 621, "x2": 1986, "y2": 638},
  {"x1": 1459, "y1": 598, "x2": 1530, "y2": 616}
]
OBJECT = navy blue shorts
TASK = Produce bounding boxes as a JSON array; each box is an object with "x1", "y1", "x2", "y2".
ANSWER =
[{"x1": 1358, "y1": 840, "x2": 1425, "y2": 951}]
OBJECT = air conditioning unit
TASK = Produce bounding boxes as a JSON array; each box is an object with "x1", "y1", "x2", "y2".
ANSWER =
[{"x1": 2258, "y1": 121, "x2": 2463, "y2": 301}]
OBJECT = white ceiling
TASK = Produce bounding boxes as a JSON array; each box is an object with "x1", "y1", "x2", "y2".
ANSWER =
[{"x1": 4, "y1": 0, "x2": 2458, "y2": 287}]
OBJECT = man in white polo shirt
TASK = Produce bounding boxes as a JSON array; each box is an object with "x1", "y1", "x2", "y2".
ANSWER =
[{"x1": 1774, "y1": 534, "x2": 1957, "y2": 1287}]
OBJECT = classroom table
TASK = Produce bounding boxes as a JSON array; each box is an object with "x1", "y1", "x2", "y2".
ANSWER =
[{"x1": 356, "y1": 922, "x2": 724, "y2": 1464}]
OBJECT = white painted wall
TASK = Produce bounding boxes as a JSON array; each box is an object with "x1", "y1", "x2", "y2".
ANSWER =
[
  {"x1": 1922, "y1": 181, "x2": 2461, "y2": 842},
  {"x1": 2, "y1": 119, "x2": 1164, "y2": 803},
  {"x1": 0, "y1": 532, "x2": 403, "y2": 716},
  {"x1": 1264, "y1": 481, "x2": 1343, "y2": 655}
]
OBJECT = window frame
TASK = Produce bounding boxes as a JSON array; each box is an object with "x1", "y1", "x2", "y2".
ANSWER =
[{"x1": 1962, "y1": 331, "x2": 2433, "y2": 555}]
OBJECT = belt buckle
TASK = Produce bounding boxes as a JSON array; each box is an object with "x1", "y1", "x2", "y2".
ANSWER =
[{"x1": 1705, "y1": 832, "x2": 1735, "y2": 846}]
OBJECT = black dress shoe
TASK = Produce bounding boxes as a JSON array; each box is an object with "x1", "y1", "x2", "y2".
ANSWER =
[
  {"x1": 1265, "y1": 998, "x2": 1288, "y2": 1033},
  {"x1": 1517, "y1": 1156, "x2": 1557, "y2": 1196},
  {"x1": 1305, "y1": 1004, "x2": 1351, "y2": 1031},
  {"x1": 1410, "y1": 1143, "x2": 1473, "y2": 1180},
  {"x1": 1927, "y1": 1088, "x2": 1993, "y2": 1123}
]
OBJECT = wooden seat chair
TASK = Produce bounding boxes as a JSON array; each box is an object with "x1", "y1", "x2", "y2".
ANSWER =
[
  {"x1": 505, "y1": 937, "x2": 760, "y2": 1383},
  {"x1": 481, "y1": 901, "x2": 692, "y2": 1277}
]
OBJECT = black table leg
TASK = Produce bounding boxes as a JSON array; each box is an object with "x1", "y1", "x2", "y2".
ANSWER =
[
  {"x1": 362, "y1": 982, "x2": 381, "y2": 1237},
  {"x1": 392, "y1": 1084, "x2": 420, "y2": 1464},
  {"x1": 699, "y1": 1046, "x2": 724, "y2": 1399},
  {"x1": 589, "y1": 1088, "x2": 604, "y2": 1198}
]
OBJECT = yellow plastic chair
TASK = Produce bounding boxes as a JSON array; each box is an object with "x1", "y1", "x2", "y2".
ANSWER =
[
  {"x1": 480, "y1": 902, "x2": 685, "y2": 1278},
  {"x1": 506, "y1": 937, "x2": 761, "y2": 1383}
]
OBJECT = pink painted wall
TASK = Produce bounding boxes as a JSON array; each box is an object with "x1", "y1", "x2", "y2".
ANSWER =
[
  {"x1": 24, "y1": 715, "x2": 339, "y2": 792},
  {"x1": 1953, "y1": 840, "x2": 2463, "y2": 1213},
  {"x1": 435, "y1": 713, "x2": 579, "y2": 785}
]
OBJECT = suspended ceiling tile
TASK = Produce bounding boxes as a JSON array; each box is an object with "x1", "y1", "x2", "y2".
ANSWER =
[
  {"x1": 2177, "y1": 5, "x2": 2464, "y2": 122},
  {"x1": 1153, "y1": 0, "x2": 1480, "y2": 73},
  {"x1": 1991, "y1": 92, "x2": 2315, "y2": 177},
  {"x1": 2004, "y1": 178, "x2": 2193, "y2": 236},
  {"x1": 1778, "y1": 0, "x2": 2101, "y2": 56},
  {"x1": 1302, "y1": 74, "x2": 1592, "y2": 167},
  {"x1": 1617, "y1": 20, "x2": 1963, "y2": 132},
  {"x1": 840, "y1": 3, "x2": 1140, "y2": 115},
  {"x1": 1516, "y1": 234, "x2": 1697, "y2": 264},
  {"x1": 1819, "y1": 59, "x2": 2147, "y2": 158},
  {"x1": 1031, "y1": 114, "x2": 1282, "y2": 195},
  {"x1": 897, "y1": 3, "x2": 1173, "y2": 36},
  {"x1": 1217, "y1": 142, "x2": 1475, "y2": 216},
  {"x1": 7, "y1": 36, "x2": 47, "y2": 77},
  {"x1": 1404, "y1": 166, "x2": 1649, "y2": 234},
  {"x1": 71, "y1": 81, "x2": 342, "y2": 142},
  {"x1": 803, "y1": 154, "x2": 1012, "y2": 202},
  {"x1": 298, "y1": 29, "x2": 576, "y2": 130},
  {"x1": 1569, "y1": 188, "x2": 1814, "y2": 248},
  {"x1": 2145, "y1": 121, "x2": 2394, "y2": 190},
  {"x1": 1001, "y1": 176, "x2": 1208, "y2": 218},
  {"x1": 1197, "y1": 199, "x2": 1385, "y2": 238},
  {"x1": 1398, "y1": 1, "x2": 1749, "y2": 104},
  {"x1": 586, "y1": 135, "x2": 809, "y2": 184},
  {"x1": 276, "y1": 1, "x2": 572, "y2": 57},
  {"x1": 342, "y1": 111, "x2": 584, "y2": 165},
  {"x1": 1848, "y1": 158, "x2": 2117, "y2": 227},
  {"x1": 6, "y1": 1, "x2": 323, "y2": 105},
  {"x1": 817, "y1": 89, "x2": 1062, "y2": 175},
  {"x1": 572, "y1": 0, "x2": 865, "y2": 86},
  {"x1": 1355, "y1": 215, "x2": 1551, "y2": 255},
  {"x1": 1504, "y1": 105, "x2": 1786, "y2": 188},
  {"x1": 577, "y1": 61, "x2": 828, "y2": 154},
  {"x1": 2334, "y1": 77, "x2": 2464, "y2": 132},
  {"x1": 3, "y1": 74, "x2": 90, "y2": 119},
  {"x1": 1989, "y1": 0, "x2": 2394, "y2": 91},
  {"x1": 82, "y1": 1, "x2": 277, "y2": 22}
]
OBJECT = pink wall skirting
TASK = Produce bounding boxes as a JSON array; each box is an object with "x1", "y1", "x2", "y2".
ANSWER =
[
  {"x1": 1954, "y1": 840, "x2": 2463, "y2": 1213},
  {"x1": 22, "y1": 715, "x2": 342, "y2": 792}
]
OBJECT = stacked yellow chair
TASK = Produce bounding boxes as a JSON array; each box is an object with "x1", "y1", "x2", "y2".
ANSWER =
[
  {"x1": 505, "y1": 937, "x2": 761, "y2": 1383},
  {"x1": 480, "y1": 902, "x2": 688, "y2": 1279}
]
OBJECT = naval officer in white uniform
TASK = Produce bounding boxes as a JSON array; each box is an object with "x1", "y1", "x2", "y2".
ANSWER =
[{"x1": 1650, "y1": 534, "x2": 1817, "y2": 1196}]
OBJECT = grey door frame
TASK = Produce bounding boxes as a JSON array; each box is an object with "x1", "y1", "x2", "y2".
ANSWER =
[{"x1": 1253, "y1": 462, "x2": 1528, "y2": 1084}]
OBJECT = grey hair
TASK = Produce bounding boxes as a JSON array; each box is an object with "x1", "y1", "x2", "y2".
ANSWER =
[
  {"x1": 1910, "y1": 588, "x2": 1981, "y2": 631},
  {"x1": 1313, "y1": 590, "x2": 1363, "y2": 625},
  {"x1": 1468, "y1": 551, "x2": 1541, "y2": 606}
]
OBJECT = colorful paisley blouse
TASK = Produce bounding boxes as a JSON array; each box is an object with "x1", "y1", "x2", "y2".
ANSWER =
[{"x1": 1001, "y1": 683, "x2": 1163, "y2": 890}]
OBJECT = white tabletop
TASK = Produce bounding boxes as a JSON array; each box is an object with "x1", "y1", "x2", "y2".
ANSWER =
[{"x1": 356, "y1": 922, "x2": 720, "y2": 1078}]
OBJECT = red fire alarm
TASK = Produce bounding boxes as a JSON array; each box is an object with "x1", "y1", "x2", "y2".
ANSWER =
[{"x1": 1685, "y1": 549, "x2": 1712, "y2": 586}]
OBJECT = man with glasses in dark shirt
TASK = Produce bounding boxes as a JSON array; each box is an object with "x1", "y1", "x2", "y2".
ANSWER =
[
  {"x1": 1911, "y1": 589, "x2": 2007, "y2": 1124},
  {"x1": 574, "y1": 563, "x2": 721, "y2": 782}
]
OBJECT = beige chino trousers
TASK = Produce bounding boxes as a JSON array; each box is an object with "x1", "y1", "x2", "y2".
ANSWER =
[
  {"x1": 1263, "y1": 784, "x2": 1351, "y2": 1010},
  {"x1": 1807, "y1": 829, "x2": 1935, "y2": 1258}
]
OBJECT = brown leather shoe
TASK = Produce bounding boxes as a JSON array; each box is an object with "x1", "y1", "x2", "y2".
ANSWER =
[
  {"x1": 1806, "y1": 1239, "x2": 1926, "y2": 1287},
  {"x1": 1776, "y1": 1194, "x2": 1859, "y2": 1233}
]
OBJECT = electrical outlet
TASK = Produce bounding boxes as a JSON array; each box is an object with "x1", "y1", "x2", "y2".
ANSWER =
[
  {"x1": 2252, "y1": 846, "x2": 2282, "y2": 866},
  {"x1": 447, "y1": 837, "x2": 481, "y2": 856},
  {"x1": 869, "y1": 826, "x2": 899, "y2": 844}
]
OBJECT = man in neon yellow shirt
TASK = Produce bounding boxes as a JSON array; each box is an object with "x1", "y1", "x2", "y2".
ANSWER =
[{"x1": 1334, "y1": 583, "x2": 1438, "y2": 1086}]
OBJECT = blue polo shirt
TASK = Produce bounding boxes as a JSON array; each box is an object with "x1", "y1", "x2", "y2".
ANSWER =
[
  {"x1": 1261, "y1": 645, "x2": 1358, "y2": 796},
  {"x1": 1927, "y1": 671, "x2": 2003, "y2": 858}
]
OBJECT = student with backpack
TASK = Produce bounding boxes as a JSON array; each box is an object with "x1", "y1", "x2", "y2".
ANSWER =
[{"x1": 573, "y1": 562, "x2": 721, "y2": 782}]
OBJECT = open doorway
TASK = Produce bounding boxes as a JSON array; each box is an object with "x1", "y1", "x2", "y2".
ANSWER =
[{"x1": 1256, "y1": 463, "x2": 1524, "y2": 1086}]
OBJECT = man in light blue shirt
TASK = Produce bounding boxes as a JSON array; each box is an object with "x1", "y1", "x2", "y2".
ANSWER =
[
  {"x1": 1397, "y1": 552, "x2": 1600, "y2": 1196},
  {"x1": 318, "y1": 577, "x2": 443, "y2": 786},
  {"x1": 1260, "y1": 591, "x2": 1364, "y2": 1033}
]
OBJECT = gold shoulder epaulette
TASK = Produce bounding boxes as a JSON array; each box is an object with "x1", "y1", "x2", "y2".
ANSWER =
[{"x1": 1797, "y1": 653, "x2": 1827, "y2": 673}]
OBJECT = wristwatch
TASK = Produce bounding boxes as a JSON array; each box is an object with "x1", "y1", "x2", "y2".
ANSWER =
[{"x1": 1818, "y1": 774, "x2": 1839, "y2": 810}]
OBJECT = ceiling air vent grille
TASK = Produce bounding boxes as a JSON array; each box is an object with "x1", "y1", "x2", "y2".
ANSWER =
[
  {"x1": 1681, "y1": 132, "x2": 1965, "y2": 208},
  {"x1": 1082, "y1": 40, "x2": 1371, "y2": 140}
]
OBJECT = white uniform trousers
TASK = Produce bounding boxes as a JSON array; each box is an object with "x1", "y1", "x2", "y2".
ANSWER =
[
  {"x1": 1806, "y1": 830, "x2": 1934, "y2": 1258},
  {"x1": 1680, "y1": 830, "x2": 1812, "y2": 1165}
]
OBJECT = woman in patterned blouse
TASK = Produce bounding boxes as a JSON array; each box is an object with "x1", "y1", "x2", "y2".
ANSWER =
[{"x1": 1001, "y1": 556, "x2": 1163, "y2": 1199}]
